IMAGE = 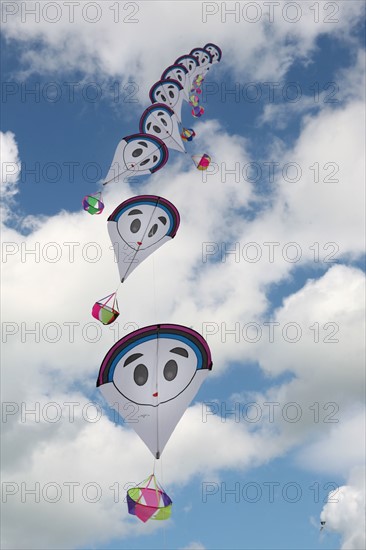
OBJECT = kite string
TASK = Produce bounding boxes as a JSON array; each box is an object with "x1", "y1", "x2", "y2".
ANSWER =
[
  {"x1": 155, "y1": 328, "x2": 160, "y2": 461},
  {"x1": 160, "y1": 455, "x2": 167, "y2": 550}
]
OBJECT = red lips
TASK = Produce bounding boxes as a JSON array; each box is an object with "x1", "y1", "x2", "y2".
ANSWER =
[
  {"x1": 137, "y1": 241, "x2": 142, "y2": 245},
  {"x1": 153, "y1": 392, "x2": 158, "y2": 397}
]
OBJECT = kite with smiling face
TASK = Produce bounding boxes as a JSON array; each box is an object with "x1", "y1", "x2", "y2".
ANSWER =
[
  {"x1": 149, "y1": 79, "x2": 184, "y2": 123},
  {"x1": 103, "y1": 133, "x2": 169, "y2": 185},
  {"x1": 108, "y1": 195, "x2": 180, "y2": 283},
  {"x1": 139, "y1": 104, "x2": 186, "y2": 153},
  {"x1": 97, "y1": 324, "x2": 213, "y2": 458},
  {"x1": 190, "y1": 47, "x2": 213, "y2": 78},
  {"x1": 204, "y1": 43, "x2": 222, "y2": 64},
  {"x1": 161, "y1": 64, "x2": 191, "y2": 102},
  {"x1": 175, "y1": 54, "x2": 199, "y2": 90}
]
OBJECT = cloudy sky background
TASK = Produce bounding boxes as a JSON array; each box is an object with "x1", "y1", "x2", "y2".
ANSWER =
[{"x1": 1, "y1": 1, "x2": 365, "y2": 549}]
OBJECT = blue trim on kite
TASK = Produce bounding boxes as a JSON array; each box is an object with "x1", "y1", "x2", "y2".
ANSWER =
[
  {"x1": 106, "y1": 333, "x2": 204, "y2": 383},
  {"x1": 110, "y1": 199, "x2": 175, "y2": 235}
]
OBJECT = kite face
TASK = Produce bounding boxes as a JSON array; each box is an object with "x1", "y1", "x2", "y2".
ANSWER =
[
  {"x1": 108, "y1": 195, "x2": 180, "y2": 282},
  {"x1": 190, "y1": 48, "x2": 213, "y2": 69},
  {"x1": 110, "y1": 335, "x2": 205, "y2": 406},
  {"x1": 204, "y1": 43, "x2": 222, "y2": 63},
  {"x1": 175, "y1": 55, "x2": 198, "y2": 76},
  {"x1": 109, "y1": 198, "x2": 178, "y2": 252},
  {"x1": 162, "y1": 64, "x2": 190, "y2": 101},
  {"x1": 161, "y1": 64, "x2": 189, "y2": 88},
  {"x1": 97, "y1": 324, "x2": 212, "y2": 458},
  {"x1": 122, "y1": 134, "x2": 167, "y2": 174},
  {"x1": 104, "y1": 134, "x2": 168, "y2": 184},
  {"x1": 139, "y1": 104, "x2": 185, "y2": 153},
  {"x1": 150, "y1": 80, "x2": 183, "y2": 110}
]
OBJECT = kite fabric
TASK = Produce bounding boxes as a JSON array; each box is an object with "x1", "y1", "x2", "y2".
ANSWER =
[{"x1": 97, "y1": 324, "x2": 213, "y2": 458}]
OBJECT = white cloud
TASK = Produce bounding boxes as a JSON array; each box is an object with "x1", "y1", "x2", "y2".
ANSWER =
[
  {"x1": 2, "y1": 0, "x2": 364, "y2": 88},
  {"x1": 320, "y1": 466, "x2": 365, "y2": 550},
  {"x1": 0, "y1": 131, "x2": 21, "y2": 221},
  {"x1": 297, "y1": 409, "x2": 365, "y2": 476},
  {"x1": 181, "y1": 542, "x2": 206, "y2": 550}
]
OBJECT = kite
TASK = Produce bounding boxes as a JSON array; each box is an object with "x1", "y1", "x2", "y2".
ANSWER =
[
  {"x1": 108, "y1": 195, "x2": 180, "y2": 283},
  {"x1": 161, "y1": 64, "x2": 191, "y2": 102},
  {"x1": 92, "y1": 293, "x2": 120, "y2": 325},
  {"x1": 175, "y1": 54, "x2": 199, "y2": 90},
  {"x1": 97, "y1": 324, "x2": 213, "y2": 459},
  {"x1": 82, "y1": 192, "x2": 104, "y2": 215},
  {"x1": 127, "y1": 474, "x2": 172, "y2": 522},
  {"x1": 190, "y1": 47, "x2": 213, "y2": 77},
  {"x1": 192, "y1": 105, "x2": 205, "y2": 118},
  {"x1": 181, "y1": 128, "x2": 196, "y2": 142},
  {"x1": 192, "y1": 153, "x2": 211, "y2": 170},
  {"x1": 82, "y1": 43, "x2": 221, "y2": 200},
  {"x1": 149, "y1": 79, "x2": 184, "y2": 122},
  {"x1": 204, "y1": 43, "x2": 222, "y2": 64},
  {"x1": 89, "y1": 43, "x2": 221, "y2": 522},
  {"x1": 139, "y1": 104, "x2": 186, "y2": 153},
  {"x1": 103, "y1": 133, "x2": 169, "y2": 185}
]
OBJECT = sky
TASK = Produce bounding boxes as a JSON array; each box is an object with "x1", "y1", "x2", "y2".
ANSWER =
[{"x1": 1, "y1": 1, "x2": 365, "y2": 549}]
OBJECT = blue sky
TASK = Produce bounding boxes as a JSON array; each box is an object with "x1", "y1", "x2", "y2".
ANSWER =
[{"x1": 1, "y1": 2, "x2": 365, "y2": 550}]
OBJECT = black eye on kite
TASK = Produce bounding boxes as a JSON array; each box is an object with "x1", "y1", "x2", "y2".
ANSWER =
[
  {"x1": 132, "y1": 148, "x2": 143, "y2": 158},
  {"x1": 148, "y1": 224, "x2": 158, "y2": 237},
  {"x1": 168, "y1": 91, "x2": 175, "y2": 99},
  {"x1": 153, "y1": 125, "x2": 161, "y2": 133},
  {"x1": 161, "y1": 94, "x2": 166, "y2": 102},
  {"x1": 134, "y1": 364, "x2": 148, "y2": 386},
  {"x1": 140, "y1": 158, "x2": 150, "y2": 166},
  {"x1": 130, "y1": 219, "x2": 141, "y2": 233},
  {"x1": 161, "y1": 118, "x2": 167, "y2": 127},
  {"x1": 158, "y1": 216, "x2": 167, "y2": 225},
  {"x1": 153, "y1": 155, "x2": 158, "y2": 162},
  {"x1": 163, "y1": 360, "x2": 178, "y2": 381}
]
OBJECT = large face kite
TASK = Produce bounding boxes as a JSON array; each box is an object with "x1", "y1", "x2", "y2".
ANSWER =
[
  {"x1": 204, "y1": 43, "x2": 222, "y2": 64},
  {"x1": 139, "y1": 104, "x2": 185, "y2": 153},
  {"x1": 149, "y1": 79, "x2": 184, "y2": 122},
  {"x1": 97, "y1": 324, "x2": 213, "y2": 458},
  {"x1": 108, "y1": 195, "x2": 180, "y2": 283},
  {"x1": 103, "y1": 133, "x2": 168, "y2": 185}
]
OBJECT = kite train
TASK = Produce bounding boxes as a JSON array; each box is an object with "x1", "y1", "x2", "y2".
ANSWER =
[{"x1": 90, "y1": 43, "x2": 221, "y2": 523}]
